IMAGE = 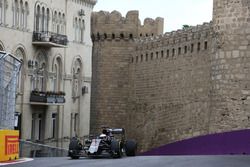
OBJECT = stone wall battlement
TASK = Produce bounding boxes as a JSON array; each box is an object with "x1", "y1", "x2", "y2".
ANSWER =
[
  {"x1": 136, "y1": 21, "x2": 213, "y2": 44},
  {"x1": 91, "y1": 10, "x2": 164, "y2": 40},
  {"x1": 133, "y1": 22, "x2": 214, "y2": 62}
]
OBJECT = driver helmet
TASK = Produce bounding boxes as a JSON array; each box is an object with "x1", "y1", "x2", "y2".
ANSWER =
[
  {"x1": 102, "y1": 129, "x2": 108, "y2": 135},
  {"x1": 100, "y1": 134, "x2": 107, "y2": 138}
]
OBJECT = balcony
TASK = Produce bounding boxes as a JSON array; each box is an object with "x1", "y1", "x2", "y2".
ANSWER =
[
  {"x1": 32, "y1": 31, "x2": 68, "y2": 48},
  {"x1": 30, "y1": 90, "x2": 66, "y2": 106}
]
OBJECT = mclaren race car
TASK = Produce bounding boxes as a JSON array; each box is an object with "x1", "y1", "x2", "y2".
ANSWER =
[{"x1": 68, "y1": 127, "x2": 137, "y2": 159}]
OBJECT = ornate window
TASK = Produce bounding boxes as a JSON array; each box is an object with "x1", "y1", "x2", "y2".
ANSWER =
[
  {"x1": 41, "y1": 7, "x2": 45, "y2": 31},
  {"x1": 61, "y1": 14, "x2": 65, "y2": 34},
  {"x1": 15, "y1": 48, "x2": 25, "y2": 92},
  {"x1": 52, "y1": 11, "x2": 57, "y2": 32},
  {"x1": 31, "y1": 52, "x2": 47, "y2": 91},
  {"x1": 57, "y1": 12, "x2": 61, "y2": 34},
  {"x1": 78, "y1": 18, "x2": 81, "y2": 42},
  {"x1": 80, "y1": 19, "x2": 85, "y2": 42},
  {"x1": 24, "y1": 2, "x2": 28, "y2": 29},
  {"x1": 35, "y1": 5, "x2": 40, "y2": 31},
  {"x1": 74, "y1": 17, "x2": 85, "y2": 42},
  {"x1": 52, "y1": 10, "x2": 65, "y2": 34},
  {"x1": 11, "y1": 0, "x2": 28, "y2": 29},
  {"x1": 72, "y1": 58, "x2": 82, "y2": 98},
  {"x1": 13, "y1": 0, "x2": 19, "y2": 27},
  {"x1": 20, "y1": 0, "x2": 23, "y2": 28},
  {"x1": 74, "y1": 17, "x2": 78, "y2": 41},
  {"x1": 46, "y1": 8, "x2": 49, "y2": 32},
  {"x1": 35, "y1": 4, "x2": 49, "y2": 32},
  {"x1": 52, "y1": 57, "x2": 62, "y2": 91}
]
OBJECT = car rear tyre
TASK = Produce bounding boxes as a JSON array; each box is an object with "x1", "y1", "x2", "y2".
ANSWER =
[
  {"x1": 125, "y1": 140, "x2": 137, "y2": 156},
  {"x1": 69, "y1": 138, "x2": 82, "y2": 150},
  {"x1": 69, "y1": 138, "x2": 82, "y2": 159},
  {"x1": 71, "y1": 156, "x2": 80, "y2": 159},
  {"x1": 111, "y1": 140, "x2": 122, "y2": 158}
]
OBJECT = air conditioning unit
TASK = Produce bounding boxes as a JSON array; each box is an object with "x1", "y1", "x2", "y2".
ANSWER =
[{"x1": 79, "y1": 9, "x2": 85, "y2": 16}]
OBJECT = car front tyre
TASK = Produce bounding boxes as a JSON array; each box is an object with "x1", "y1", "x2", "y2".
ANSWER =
[{"x1": 125, "y1": 140, "x2": 137, "y2": 156}]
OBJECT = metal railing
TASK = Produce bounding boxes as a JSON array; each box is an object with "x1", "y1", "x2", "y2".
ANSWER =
[
  {"x1": 32, "y1": 31, "x2": 68, "y2": 46},
  {"x1": 19, "y1": 140, "x2": 68, "y2": 158},
  {"x1": 30, "y1": 90, "x2": 66, "y2": 104}
]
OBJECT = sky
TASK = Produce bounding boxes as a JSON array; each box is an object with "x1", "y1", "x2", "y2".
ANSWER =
[{"x1": 93, "y1": 0, "x2": 213, "y2": 32}]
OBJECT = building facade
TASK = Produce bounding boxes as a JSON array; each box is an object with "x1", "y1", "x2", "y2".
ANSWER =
[
  {"x1": 0, "y1": 0, "x2": 96, "y2": 148},
  {"x1": 91, "y1": 0, "x2": 250, "y2": 152}
]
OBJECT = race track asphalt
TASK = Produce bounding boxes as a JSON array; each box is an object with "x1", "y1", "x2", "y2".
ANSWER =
[{"x1": 3, "y1": 155, "x2": 250, "y2": 167}]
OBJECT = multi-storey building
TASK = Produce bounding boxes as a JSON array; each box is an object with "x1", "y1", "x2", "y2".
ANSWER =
[{"x1": 0, "y1": 0, "x2": 96, "y2": 148}]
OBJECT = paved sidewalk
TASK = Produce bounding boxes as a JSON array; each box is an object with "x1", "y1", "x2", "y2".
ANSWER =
[{"x1": 0, "y1": 158, "x2": 33, "y2": 166}]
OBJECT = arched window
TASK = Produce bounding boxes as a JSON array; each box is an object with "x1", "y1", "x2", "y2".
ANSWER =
[
  {"x1": 53, "y1": 57, "x2": 62, "y2": 91},
  {"x1": 74, "y1": 17, "x2": 77, "y2": 41},
  {"x1": 184, "y1": 46, "x2": 187, "y2": 54},
  {"x1": 78, "y1": 18, "x2": 81, "y2": 42},
  {"x1": 80, "y1": 19, "x2": 85, "y2": 42},
  {"x1": 57, "y1": 12, "x2": 61, "y2": 34},
  {"x1": 72, "y1": 58, "x2": 82, "y2": 97},
  {"x1": 172, "y1": 48, "x2": 175, "y2": 57},
  {"x1": 46, "y1": 8, "x2": 49, "y2": 32},
  {"x1": 39, "y1": 62, "x2": 46, "y2": 91},
  {"x1": 24, "y1": 2, "x2": 28, "y2": 29},
  {"x1": 41, "y1": 7, "x2": 45, "y2": 31},
  {"x1": 15, "y1": 48, "x2": 25, "y2": 93},
  {"x1": 16, "y1": 0, "x2": 19, "y2": 27},
  {"x1": 53, "y1": 11, "x2": 57, "y2": 33},
  {"x1": 54, "y1": 64, "x2": 58, "y2": 90},
  {"x1": 197, "y1": 42, "x2": 201, "y2": 52},
  {"x1": 32, "y1": 52, "x2": 46, "y2": 91},
  {"x1": 62, "y1": 14, "x2": 65, "y2": 34},
  {"x1": 13, "y1": 0, "x2": 18, "y2": 27},
  {"x1": 20, "y1": 0, "x2": 24, "y2": 28},
  {"x1": 204, "y1": 41, "x2": 208, "y2": 50},
  {"x1": 3, "y1": 0, "x2": 7, "y2": 24},
  {"x1": 35, "y1": 5, "x2": 40, "y2": 31}
]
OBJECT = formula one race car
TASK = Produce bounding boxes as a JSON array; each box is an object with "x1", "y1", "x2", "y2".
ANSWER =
[{"x1": 68, "y1": 127, "x2": 137, "y2": 159}]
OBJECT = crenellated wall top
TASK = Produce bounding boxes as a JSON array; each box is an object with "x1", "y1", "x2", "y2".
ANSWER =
[
  {"x1": 91, "y1": 10, "x2": 164, "y2": 40},
  {"x1": 135, "y1": 21, "x2": 213, "y2": 46}
]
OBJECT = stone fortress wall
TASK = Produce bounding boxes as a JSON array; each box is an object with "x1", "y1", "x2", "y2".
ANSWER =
[
  {"x1": 91, "y1": 0, "x2": 250, "y2": 152},
  {"x1": 90, "y1": 10, "x2": 163, "y2": 135},
  {"x1": 129, "y1": 23, "x2": 214, "y2": 151}
]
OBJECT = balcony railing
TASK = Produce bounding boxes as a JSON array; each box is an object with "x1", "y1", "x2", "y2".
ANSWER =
[
  {"x1": 30, "y1": 90, "x2": 66, "y2": 105},
  {"x1": 32, "y1": 31, "x2": 68, "y2": 48}
]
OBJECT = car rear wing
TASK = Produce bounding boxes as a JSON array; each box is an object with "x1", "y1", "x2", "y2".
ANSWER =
[{"x1": 110, "y1": 128, "x2": 125, "y2": 135}]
